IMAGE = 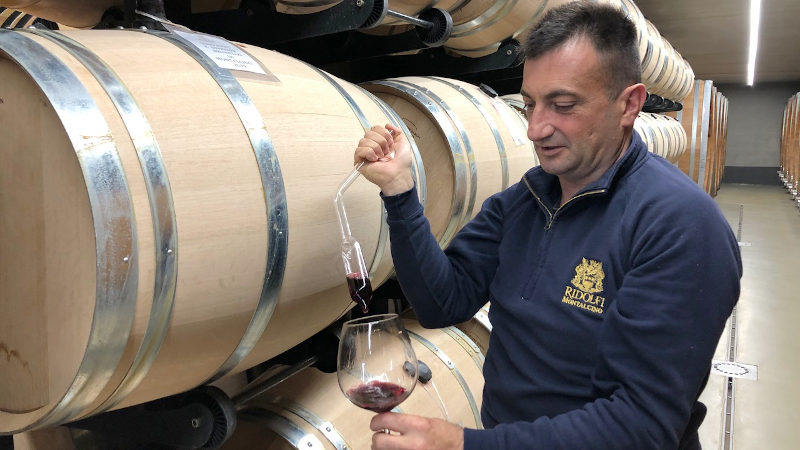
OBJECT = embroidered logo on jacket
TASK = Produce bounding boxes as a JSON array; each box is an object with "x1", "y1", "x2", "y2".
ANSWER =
[{"x1": 561, "y1": 258, "x2": 606, "y2": 315}]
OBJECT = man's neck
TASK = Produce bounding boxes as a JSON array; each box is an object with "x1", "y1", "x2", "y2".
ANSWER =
[{"x1": 557, "y1": 131, "x2": 633, "y2": 206}]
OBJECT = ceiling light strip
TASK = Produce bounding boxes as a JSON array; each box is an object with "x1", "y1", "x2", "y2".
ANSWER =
[{"x1": 747, "y1": 0, "x2": 761, "y2": 85}]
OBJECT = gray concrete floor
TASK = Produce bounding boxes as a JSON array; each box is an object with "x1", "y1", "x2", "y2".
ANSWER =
[{"x1": 699, "y1": 183, "x2": 800, "y2": 449}]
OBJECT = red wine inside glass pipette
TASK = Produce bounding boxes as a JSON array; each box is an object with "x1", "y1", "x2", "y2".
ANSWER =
[
  {"x1": 346, "y1": 380, "x2": 407, "y2": 413},
  {"x1": 346, "y1": 272, "x2": 372, "y2": 313}
]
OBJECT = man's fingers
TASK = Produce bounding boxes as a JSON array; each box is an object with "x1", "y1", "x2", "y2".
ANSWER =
[
  {"x1": 370, "y1": 414, "x2": 415, "y2": 450},
  {"x1": 370, "y1": 412, "x2": 424, "y2": 434},
  {"x1": 371, "y1": 412, "x2": 395, "y2": 432},
  {"x1": 370, "y1": 414, "x2": 464, "y2": 450},
  {"x1": 353, "y1": 146, "x2": 374, "y2": 164},
  {"x1": 385, "y1": 123, "x2": 403, "y2": 140},
  {"x1": 355, "y1": 126, "x2": 402, "y2": 165},
  {"x1": 352, "y1": 124, "x2": 414, "y2": 195},
  {"x1": 373, "y1": 430, "x2": 419, "y2": 450},
  {"x1": 365, "y1": 128, "x2": 393, "y2": 153},
  {"x1": 354, "y1": 133, "x2": 391, "y2": 163},
  {"x1": 373, "y1": 124, "x2": 395, "y2": 142}
]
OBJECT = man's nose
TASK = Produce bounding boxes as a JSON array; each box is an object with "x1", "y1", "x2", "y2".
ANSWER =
[{"x1": 527, "y1": 110, "x2": 555, "y2": 142}]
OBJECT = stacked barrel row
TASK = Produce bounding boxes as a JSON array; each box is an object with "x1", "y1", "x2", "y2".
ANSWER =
[
  {"x1": 633, "y1": 112, "x2": 687, "y2": 163},
  {"x1": 669, "y1": 80, "x2": 729, "y2": 197},
  {"x1": 1, "y1": 0, "x2": 695, "y2": 101},
  {"x1": 196, "y1": 0, "x2": 699, "y2": 102},
  {"x1": 780, "y1": 93, "x2": 800, "y2": 207},
  {"x1": 0, "y1": 26, "x2": 536, "y2": 434},
  {"x1": 199, "y1": 0, "x2": 697, "y2": 102},
  {"x1": 0, "y1": 0, "x2": 575, "y2": 58},
  {"x1": 361, "y1": 0, "x2": 697, "y2": 102}
]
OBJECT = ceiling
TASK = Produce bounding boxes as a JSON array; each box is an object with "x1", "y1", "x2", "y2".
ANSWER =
[{"x1": 634, "y1": 0, "x2": 800, "y2": 85}]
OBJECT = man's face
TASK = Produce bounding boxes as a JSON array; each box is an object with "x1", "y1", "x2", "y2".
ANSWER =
[{"x1": 521, "y1": 37, "x2": 631, "y2": 192}]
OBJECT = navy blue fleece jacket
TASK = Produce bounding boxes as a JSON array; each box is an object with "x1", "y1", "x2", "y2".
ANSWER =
[{"x1": 381, "y1": 132, "x2": 742, "y2": 449}]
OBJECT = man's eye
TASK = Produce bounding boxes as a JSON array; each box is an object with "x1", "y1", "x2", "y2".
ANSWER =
[
  {"x1": 523, "y1": 104, "x2": 534, "y2": 117},
  {"x1": 555, "y1": 103, "x2": 575, "y2": 111}
]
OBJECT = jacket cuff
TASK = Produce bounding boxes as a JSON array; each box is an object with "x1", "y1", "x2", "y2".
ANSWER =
[
  {"x1": 463, "y1": 428, "x2": 494, "y2": 450},
  {"x1": 381, "y1": 185, "x2": 424, "y2": 221}
]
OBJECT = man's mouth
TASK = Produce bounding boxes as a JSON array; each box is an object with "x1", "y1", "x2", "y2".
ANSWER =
[{"x1": 538, "y1": 145, "x2": 564, "y2": 153}]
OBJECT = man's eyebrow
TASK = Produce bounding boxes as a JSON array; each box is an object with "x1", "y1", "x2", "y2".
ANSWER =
[
  {"x1": 519, "y1": 89, "x2": 580, "y2": 100},
  {"x1": 545, "y1": 90, "x2": 579, "y2": 100}
]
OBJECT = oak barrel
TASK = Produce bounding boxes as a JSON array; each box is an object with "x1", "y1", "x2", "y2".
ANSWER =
[
  {"x1": 445, "y1": 0, "x2": 574, "y2": 57},
  {"x1": 0, "y1": 27, "x2": 424, "y2": 432}
]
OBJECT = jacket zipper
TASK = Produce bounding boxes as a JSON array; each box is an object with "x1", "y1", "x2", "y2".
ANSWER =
[
  {"x1": 546, "y1": 190, "x2": 608, "y2": 229},
  {"x1": 523, "y1": 177, "x2": 607, "y2": 229},
  {"x1": 523, "y1": 177, "x2": 554, "y2": 224}
]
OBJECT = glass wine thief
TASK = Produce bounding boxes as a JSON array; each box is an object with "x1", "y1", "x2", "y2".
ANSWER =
[
  {"x1": 335, "y1": 162, "x2": 373, "y2": 313},
  {"x1": 334, "y1": 142, "x2": 394, "y2": 313}
]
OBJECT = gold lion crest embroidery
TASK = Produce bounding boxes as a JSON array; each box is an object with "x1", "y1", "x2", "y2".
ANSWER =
[
  {"x1": 561, "y1": 258, "x2": 607, "y2": 315},
  {"x1": 571, "y1": 258, "x2": 605, "y2": 293}
]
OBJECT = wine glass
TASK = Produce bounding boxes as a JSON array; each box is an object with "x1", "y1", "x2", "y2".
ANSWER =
[{"x1": 337, "y1": 314, "x2": 418, "y2": 413}]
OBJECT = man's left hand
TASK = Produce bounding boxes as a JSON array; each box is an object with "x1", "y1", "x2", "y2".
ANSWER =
[{"x1": 370, "y1": 412, "x2": 464, "y2": 450}]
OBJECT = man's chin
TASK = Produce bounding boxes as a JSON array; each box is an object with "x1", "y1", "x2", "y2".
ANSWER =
[{"x1": 537, "y1": 160, "x2": 565, "y2": 176}]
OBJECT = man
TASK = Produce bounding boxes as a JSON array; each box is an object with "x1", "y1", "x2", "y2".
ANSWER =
[{"x1": 354, "y1": 3, "x2": 742, "y2": 449}]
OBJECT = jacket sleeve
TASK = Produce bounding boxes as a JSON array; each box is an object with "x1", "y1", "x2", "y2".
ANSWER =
[
  {"x1": 381, "y1": 186, "x2": 504, "y2": 328},
  {"x1": 463, "y1": 193, "x2": 742, "y2": 449}
]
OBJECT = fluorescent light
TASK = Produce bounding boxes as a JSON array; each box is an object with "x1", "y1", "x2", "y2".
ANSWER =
[{"x1": 747, "y1": 0, "x2": 761, "y2": 85}]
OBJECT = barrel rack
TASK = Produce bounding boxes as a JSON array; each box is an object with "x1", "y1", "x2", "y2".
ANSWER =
[
  {"x1": 163, "y1": 0, "x2": 526, "y2": 89},
  {"x1": 93, "y1": 0, "x2": 681, "y2": 112}
]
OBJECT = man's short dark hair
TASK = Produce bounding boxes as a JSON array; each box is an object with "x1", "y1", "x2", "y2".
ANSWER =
[{"x1": 523, "y1": 2, "x2": 641, "y2": 99}]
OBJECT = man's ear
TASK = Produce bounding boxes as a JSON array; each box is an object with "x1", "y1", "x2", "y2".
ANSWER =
[{"x1": 620, "y1": 83, "x2": 647, "y2": 127}]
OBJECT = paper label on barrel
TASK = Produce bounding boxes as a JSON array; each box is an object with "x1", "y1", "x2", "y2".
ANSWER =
[
  {"x1": 492, "y1": 98, "x2": 526, "y2": 146},
  {"x1": 171, "y1": 29, "x2": 267, "y2": 75}
]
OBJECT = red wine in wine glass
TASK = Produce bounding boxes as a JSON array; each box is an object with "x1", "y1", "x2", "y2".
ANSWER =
[
  {"x1": 338, "y1": 314, "x2": 417, "y2": 418},
  {"x1": 345, "y1": 380, "x2": 408, "y2": 413}
]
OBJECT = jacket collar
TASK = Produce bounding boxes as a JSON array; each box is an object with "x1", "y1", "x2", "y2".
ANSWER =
[{"x1": 522, "y1": 130, "x2": 649, "y2": 206}]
